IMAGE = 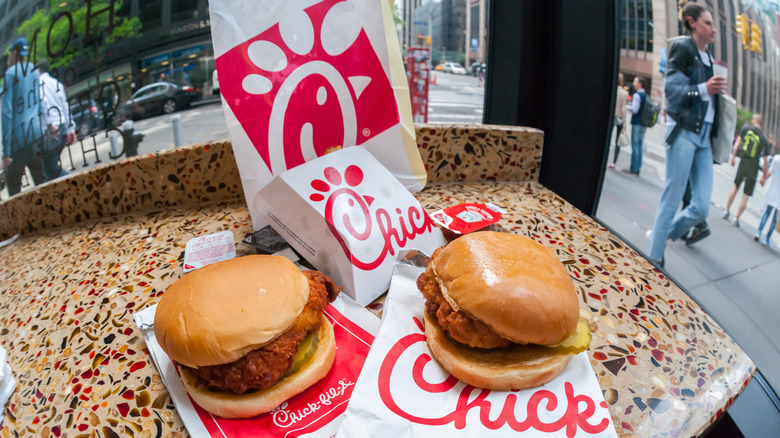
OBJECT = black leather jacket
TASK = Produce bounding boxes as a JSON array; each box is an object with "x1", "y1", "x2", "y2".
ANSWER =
[{"x1": 664, "y1": 36, "x2": 719, "y2": 144}]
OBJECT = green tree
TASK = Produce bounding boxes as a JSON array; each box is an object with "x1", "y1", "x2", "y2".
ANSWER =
[
  {"x1": 16, "y1": 0, "x2": 141, "y2": 70},
  {"x1": 393, "y1": 3, "x2": 406, "y2": 27}
]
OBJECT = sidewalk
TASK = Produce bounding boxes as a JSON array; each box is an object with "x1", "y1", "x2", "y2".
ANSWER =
[{"x1": 598, "y1": 121, "x2": 780, "y2": 436}]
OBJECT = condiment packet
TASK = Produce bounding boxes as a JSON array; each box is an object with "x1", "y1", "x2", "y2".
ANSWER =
[
  {"x1": 430, "y1": 203, "x2": 505, "y2": 237},
  {"x1": 254, "y1": 147, "x2": 446, "y2": 306},
  {"x1": 134, "y1": 291, "x2": 379, "y2": 438},
  {"x1": 183, "y1": 231, "x2": 236, "y2": 272},
  {"x1": 337, "y1": 256, "x2": 618, "y2": 438}
]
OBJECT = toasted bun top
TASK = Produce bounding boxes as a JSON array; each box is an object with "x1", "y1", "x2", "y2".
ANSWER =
[
  {"x1": 154, "y1": 255, "x2": 309, "y2": 368},
  {"x1": 431, "y1": 231, "x2": 578, "y2": 345}
]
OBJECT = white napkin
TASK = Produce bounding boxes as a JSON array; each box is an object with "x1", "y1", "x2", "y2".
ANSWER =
[{"x1": 0, "y1": 347, "x2": 17, "y2": 427}]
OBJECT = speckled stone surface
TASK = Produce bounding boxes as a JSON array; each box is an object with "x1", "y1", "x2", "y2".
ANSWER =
[
  {"x1": 0, "y1": 125, "x2": 754, "y2": 437},
  {"x1": 0, "y1": 125, "x2": 538, "y2": 242},
  {"x1": 0, "y1": 140, "x2": 243, "y2": 242},
  {"x1": 415, "y1": 124, "x2": 543, "y2": 183}
]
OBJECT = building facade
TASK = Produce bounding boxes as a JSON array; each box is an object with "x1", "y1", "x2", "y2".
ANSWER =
[
  {"x1": 401, "y1": 0, "x2": 424, "y2": 52},
  {"x1": 619, "y1": 0, "x2": 780, "y2": 140},
  {"x1": 2, "y1": 0, "x2": 214, "y2": 105}
]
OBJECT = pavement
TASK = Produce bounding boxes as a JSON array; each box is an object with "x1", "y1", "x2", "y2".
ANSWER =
[{"x1": 597, "y1": 120, "x2": 780, "y2": 436}]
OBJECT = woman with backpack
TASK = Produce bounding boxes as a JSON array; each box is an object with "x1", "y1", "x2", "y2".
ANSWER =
[{"x1": 646, "y1": 1, "x2": 728, "y2": 266}]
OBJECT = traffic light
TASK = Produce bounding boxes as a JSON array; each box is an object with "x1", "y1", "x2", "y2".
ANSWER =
[
  {"x1": 750, "y1": 23, "x2": 762, "y2": 53},
  {"x1": 736, "y1": 14, "x2": 749, "y2": 47}
]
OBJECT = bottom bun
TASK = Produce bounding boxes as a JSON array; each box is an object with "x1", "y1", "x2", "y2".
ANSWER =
[
  {"x1": 179, "y1": 315, "x2": 336, "y2": 418},
  {"x1": 424, "y1": 313, "x2": 572, "y2": 390}
]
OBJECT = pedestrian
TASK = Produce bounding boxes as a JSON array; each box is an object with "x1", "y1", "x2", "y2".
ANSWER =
[
  {"x1": 624, "y1": 76, "x2": 648, "y2": 176},
  {"x1": 647, "y1": 2, "x2": 727, "y2": 266},
  {"x1": 755, "y1": 150, "x2": 780, "y2": 245},
  {"x1": 609, "y1": 73, "x2": 629, "y2": 170},
  {"x1": 1, "y1": 37, "x2": 46, "y2": 197},
  {"x1": 722, "y1": 114, "x2": 770, "y2": 227},
  {"x1": 37, "y1": 59, "x2": 77, "y2": 181}
]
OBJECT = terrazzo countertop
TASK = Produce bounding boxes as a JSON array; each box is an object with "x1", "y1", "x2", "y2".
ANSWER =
[{"x1": 0, "y1": 125, "x2": 754, "y2": 437}]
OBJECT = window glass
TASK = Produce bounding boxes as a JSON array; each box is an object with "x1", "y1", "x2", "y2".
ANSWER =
[
  {"x1": 141, "y1": 0, "x2": 163, "y2": 31},
  {"x1": 172, "y1": 0, "x2": 198, "y2": 23}
]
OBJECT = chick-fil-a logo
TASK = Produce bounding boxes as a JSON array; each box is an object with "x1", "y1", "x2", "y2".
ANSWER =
[
  {"x1": 309, "y1": 165, "x2": 436, "y2": 270},
  {"x1": 377, "y1": 317, "x2": 612, "y2": 437},
  {"x1": 216, "y1": 0, "x2": 398, "y2": 176},
  {"x1": 271, "y1": 379, "x2": 355, "y2": 428}
]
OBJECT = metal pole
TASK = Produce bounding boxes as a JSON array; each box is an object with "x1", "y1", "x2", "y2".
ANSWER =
[{"x1": 171, "y1": 114, "x2": 183, "y2": 147}]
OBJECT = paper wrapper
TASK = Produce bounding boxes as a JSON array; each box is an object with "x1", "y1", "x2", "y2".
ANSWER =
[
  {"x1": 254, "y1": 147, "x2": 446, "y2": 306},
  {"x1": 133, "y1": 260, "x2": 380, "y2": 437},
  {"x1": 209, "y1": 0, "x2": 425, "y2": 231},
  {"x1": 337, "y1": 256, "x2": 618, "y2": 438}
]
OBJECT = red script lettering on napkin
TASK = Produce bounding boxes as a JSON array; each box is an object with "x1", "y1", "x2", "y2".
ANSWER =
[{"x1": 376, "y1": 317, "x2": 612, "y2": 437}]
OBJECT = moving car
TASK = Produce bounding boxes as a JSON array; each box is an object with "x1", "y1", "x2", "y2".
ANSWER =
[
  {"x1": 115, "y1": 81, "x2": 199, "y2": 122},
  {"x1": 441, "y1": 62, "x2": 466, "y2": 75}
]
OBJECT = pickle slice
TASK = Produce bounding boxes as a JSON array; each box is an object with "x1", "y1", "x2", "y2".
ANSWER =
[
  {"x1": 285, "y1": 331, "x2": 320, "y2": 376},
  {"x1": 546, "y1": 318, "x2": 591, "y2": 354}
]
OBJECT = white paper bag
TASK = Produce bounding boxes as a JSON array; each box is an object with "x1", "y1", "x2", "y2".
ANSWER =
[
  {"x1": 338, "y1": 260, "x2": 618, "y2": 438},
  {"x1": 714, "y1": 94, "x2": 736, "y2": 165},
  {"x1": 254, "y1": 147, "x2": 446, "y2": 305},
  {"x1": 209, "y1": 0, "x2": 426, "y2": 230}
]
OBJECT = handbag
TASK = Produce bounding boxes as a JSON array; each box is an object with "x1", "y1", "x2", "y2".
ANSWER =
[
  {"x1": 618, "y1": 131, "x2": 629, "y2": 147},
  {"x1": 712, "y1": 95, "x2": 736, "y2": 164}
]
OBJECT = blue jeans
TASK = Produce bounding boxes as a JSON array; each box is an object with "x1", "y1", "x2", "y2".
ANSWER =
[
  {"x1": 756, "y1": 206, "x2": 778, "y2": 242},
  {"x1": 42, "y1": 129, "x2": 69, "y2": 181},
  {"x1": 648, "y1": 123, "x2": 713, "y2": 260},
  {"x1": 630, "y1": 124, "x2": 647, "y2": 173}
]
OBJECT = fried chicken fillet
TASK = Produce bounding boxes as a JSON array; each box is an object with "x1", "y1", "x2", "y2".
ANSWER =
[
  {"x1": 184, "y1": 270, "x2": 341, "y2": 394},
  {"x1": 417, "y1": 251, "x2": 510, "y2": 349}
]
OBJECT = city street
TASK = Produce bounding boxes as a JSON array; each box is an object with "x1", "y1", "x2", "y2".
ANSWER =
[
  {"x1": 0, "y1": 100, "x2": 229, "y2": 200},
  {"x1": 598, "y1": 121, "x2": 780, "y2": 435},
  {"x1": 427, "y1": 70, "x2": 484, "y2": 124}
]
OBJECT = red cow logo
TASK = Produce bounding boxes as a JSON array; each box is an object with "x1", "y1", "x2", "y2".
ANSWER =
[{"x1": 216, "y1": 0, "x2": 399, "y2": 176}]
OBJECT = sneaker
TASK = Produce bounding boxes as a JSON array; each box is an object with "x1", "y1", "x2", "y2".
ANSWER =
[
  {"x1": 622, "y1": 169, "x2": 639, "y2": 176},
  {"x1": 685, "y1": 227, "x2": 711, "y2": 246},
  {"x1": 722, "y1": 211, "x2": 730, "y2": 220},
  {"x1": 608, "y1": 163, "x2": 615, "y2": 170},
  {"x1": 754, "y1": 234, "x2": 760, "y2": 241},
  {"x1": 645, "y1": 229, "x2": 652, "y2": 239},
  {"x1": 734, "y1": 219, "x2": 741, "y2": 228}
]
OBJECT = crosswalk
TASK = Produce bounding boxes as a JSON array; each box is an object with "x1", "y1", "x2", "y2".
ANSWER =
[{"x1": 427, "y1": 79, "x2": 485, "y2": 124}]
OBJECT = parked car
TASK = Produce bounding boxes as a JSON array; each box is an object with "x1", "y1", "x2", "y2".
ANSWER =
[
  {"x1": 70, "y1": 99, "x2": 106, "y2": 137},
  {"x1": 115, "y1": 81, "x2": 199, "y2": 122},
  {"x1": 441, "y1": 62, "x2": 466, "y2": 75}
]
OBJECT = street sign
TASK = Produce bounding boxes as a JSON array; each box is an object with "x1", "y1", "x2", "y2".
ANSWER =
[
  {"x1": 471, "y1": 38, "x2": 478, "y2": 52},
  {"x1": 413, "y1": 21, "x2": 428, "y2": 26}
]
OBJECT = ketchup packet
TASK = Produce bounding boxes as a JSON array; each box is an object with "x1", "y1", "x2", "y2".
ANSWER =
[
  {"x1": 430, "y1": 203, "x2": 505, "y2": 237},
  {"x1": 134, "y1": 254, "x2": 380, "y2": 437},
  {"x1": 183, "y1": 231, "x2": 236, "y2": 272},
  {"x1": 209, "y1": 0, "x2": 426, "y2": 231},
  {"x1": 254, "y1": 147, "x2": 446, "y2": 306},
  {"x1": 337, "y1": 255, "x2": 618, "y2": 438}
]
